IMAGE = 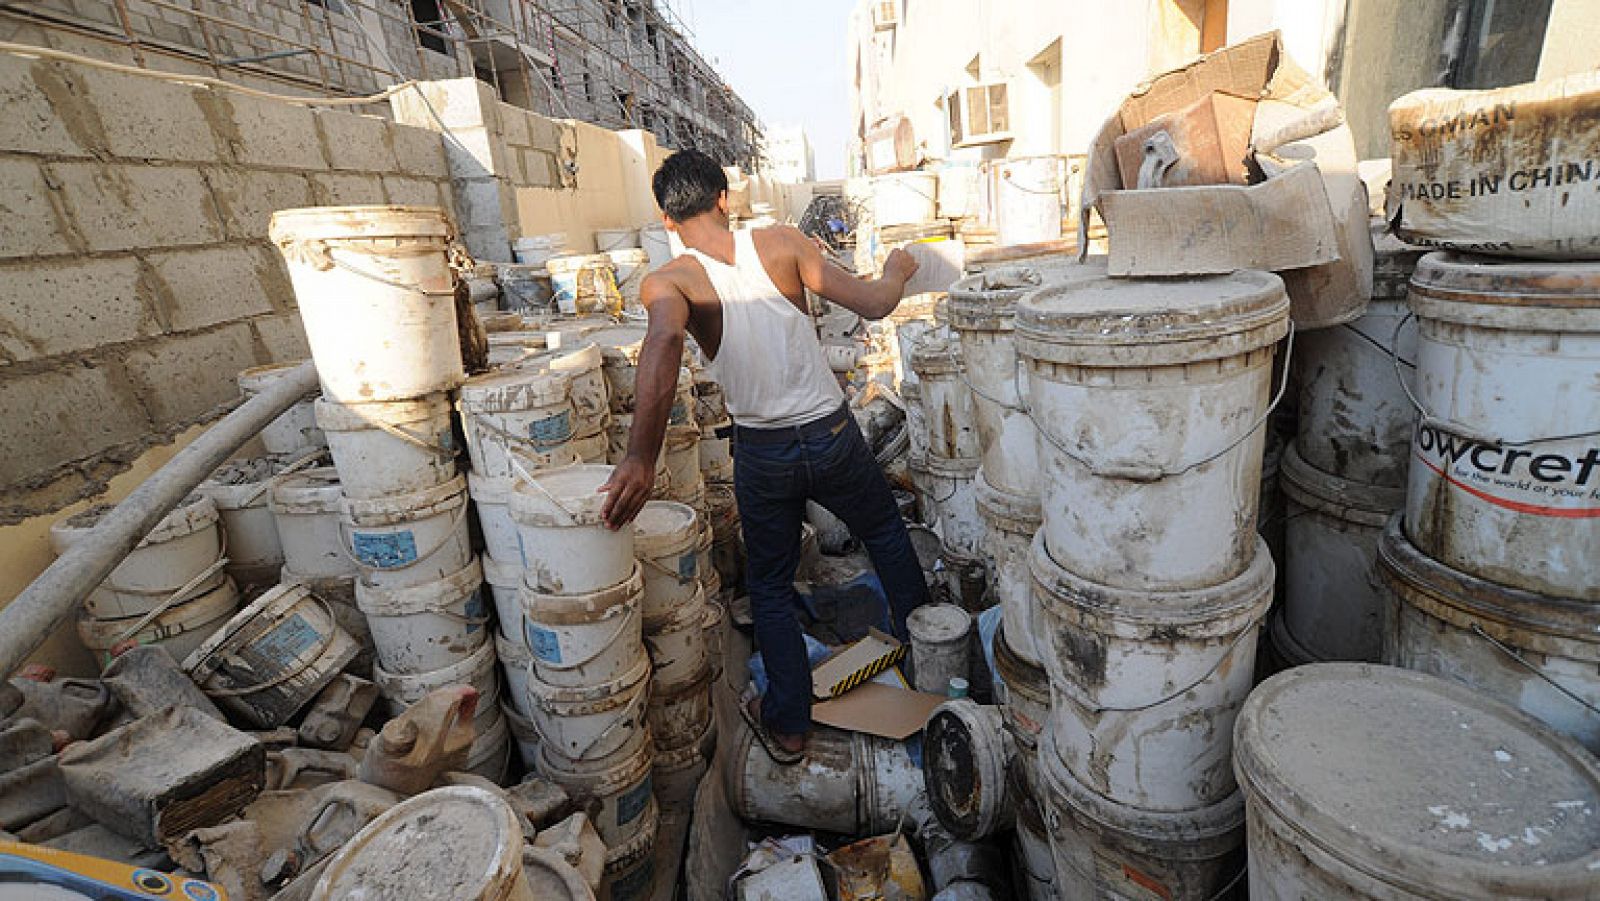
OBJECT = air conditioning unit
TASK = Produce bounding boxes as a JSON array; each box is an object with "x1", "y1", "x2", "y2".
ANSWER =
[
  {"x1": 947, "y1": 82, "x2": 1012, "y2": 147},
  {"x1": 872, "y1": 1, "x2": 899, "y2": 31}
]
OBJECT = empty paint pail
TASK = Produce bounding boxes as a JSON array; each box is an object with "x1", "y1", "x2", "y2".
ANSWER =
[
  {"x1": 355, "y1": 556, "x2": 489, "y2": 675},
  {"x1": 642, "y1": 588, "x2": 708, "y2": 685},
  {"x1": 184, "y1": 582, "x2": 361, "y2": 728},
  {"x1": 975, "y1": 472, "x2": 1043, "y2": 667},
  {"x1": 993, "y1": 157, "x2": 1063, "y2": 248},
  {"x1": 520, "y1": 563, "x2": 645, "y2": 689},
  {"x1": 269, "y1": 468, "x2": 357, "y2": 580},
  {"x1": 526, "y1": 654, "x2": 651, "y2": 762},
  {"x1": 314, "y1": 393, "x2": 458, "y2": 499},
  {"x1": 480, "y1": 551, "x2": 523, "y2": 642},
  {"x1": 467, "y1": 473, "x2": 522, "y2": 569},
  {"x1": 458, "y1": 367, "x2": 579, "y2": 478},
  {"x1": 76, "y1": 575, "x2": 239, "y2": 668},
  {"x1": 372, "y1": 637, "x2": 499, "y2": 720},
  {"x1": 1404, "y1": 252, "x2": 1600, "y2": 601},
  {"x1": 237, "y1": 361, "x2": 324, "y2": 456},
  {"x1": 925, "y1": 454, "x2": 983, "y2": 558},
  {"x1": 51, "y1": 494, "x2": 223, "y2": 620},
  {"x1": 1234, "y1": 664, "x2": 1600, "y2": 900},
  {"x1": 311, "y1": 786, "x2": 534, "y2": 901},
  {"x1": 494, "y1": 630, "x2": 534, "y2": 720},
  {"x1": 633, "y1": 501, "x2": 701, "y2": 625},
  {"x1": 698, "y1": 420, "x2": 734, "y2": 484},
  {"x1": 1032, "y1": 534, "x2": 1273, "y2": 812},
  {"x1": 872, "y1": 171, "x2": 938, "y2": 228},
  {"x1": 923, "y1": 699, "x2": 1014, "y2": 841},
  {"x1": 1377, "y1": 518, "x2": 1600, "y2": 753},
  {"x1": 527, "y1": 342, "x2": 610, "y2": 439},
  {"x1": 728, "y1": 724, "x2": 925, "y2": 835},
  {"x1": 1016, "y1": 269, "x2": 1290, "y2": 590},
  {"x1": 1280, "y1": 442, "x2": 1403, "y2": 663},
  {"x1": 198, "y1": 457, "x2": 288, "y2": 588},
  {"x1": 908, "y1": 604, "x2": 973, "y2": 695},
  {"x1": 645, "y1": 665, "x2": 712, "y2": 752},
  {"x1": 909, "y1": 338, "x2": 981, "y2": 461},
  {"x1": 510, "y1": 465, "x2": 635, "y2": 594},
  {"x1": 608, "y1": 248, "x2": 650, "y2": 312},
  {"x1": 538, "y1": 725, "x2": 656, "y2": 846},
  {"x1": 341, "y1": 476, "x2": 472, "y2": 590},
  {"x1": 656, "y1": 424, "x2": 704, "y2": 504}
]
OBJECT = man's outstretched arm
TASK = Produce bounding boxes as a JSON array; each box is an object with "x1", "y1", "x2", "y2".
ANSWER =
[
  {"x1": 787, "y1": 225, "x2": 918, "y2": 321},
  {"x1": 601, "y1": 272, "x2": 689, "y2": 529}
]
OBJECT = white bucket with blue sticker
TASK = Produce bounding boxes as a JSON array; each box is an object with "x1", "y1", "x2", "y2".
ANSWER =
[
  {"x1": 356, "y1": 555, "x2": 490, "y2": 675},
  {"x1": 632, "y1": 501, "x2": 701, "y2": 626},
  {"x1": 526, "y1": 654, "x2": 651, "y2": 764},
  {"x1": 184, "y1": 581, "x2": 361, "y2": 728},
  {"x1": 342, "y1": 476, "x2": 472, "y2": 590},
  {"x1": 467, "y1": 473, "x2": 522, "y2": 568},
  {"x1": 314, "y1": 393, "x2": 458, "y2": 500},
  {"x1": 372, "y1": 636, "x2": 499, "y2": 720},
  {"x1": 537, "y1": 719, "x2": 656, "y2": 846},
  {"x1": 458, "y1": 368, "x2": 579, "y2": 479},
  {"x1": 510, "y1": 465, "x2": 635, "y2": 595},
  {"x1": 520, "y1": 563, "x2": 645, "y2": 689}
]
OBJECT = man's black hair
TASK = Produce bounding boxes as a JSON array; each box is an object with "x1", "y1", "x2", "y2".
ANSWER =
[{"x1": 652, "y1": 149, "x2": 727, "y2": 222}]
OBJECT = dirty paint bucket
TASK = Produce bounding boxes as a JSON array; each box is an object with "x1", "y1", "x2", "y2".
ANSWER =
[
  {"x1": 643, "y1": 588, "x2": 709, "y2": 685},
  {"x1": 1377, "y1": 518, "x2": 1600, "y2": 753},
  {"x1": 1234, "y1": 663, "x2": 1600, "y2": 899},
  {"x1": 656, "y1": 424, "x2": 704, "y2": 504},
  {"x1": 608, "y1": 248, "x2": 650, "y2": 312},
  {"x1": 1032, "y1": 534, "x2": 1273, "y2": 812},
  {"x1": 903, "y1": 382, "x2": 932, "y2": 462},
  {"x1": 526, "y1": 654, "x2": 651, "y2": 762},
  {"x1": 633, "y1": 501, "x2": 701, "y2": 625},
  {"x1": 520, "y1": 563, "x2": 645, "y2": 689},
  {"x1": 184, "y1": 581, "x2": 361, "y2": 728},
  {"x1": 512, "y1": 233, "x2": 564, "y2": 266},
  {"x1": 1294, "y1": 296, "x2": 1417, "y2": 487},
  {"x1": 975, "y1": 472, "x2": 1043, "y2": 667},
  {"x1": 481, "y1": 552, "x2": 523, "y2": 642},
  {"x1": 728, "y1": 724, "x2": 924, "y2": 835},
  {"x1": 237, "y1": 362, "x2": 324, "y2": 455},
  {"x1": 595, "y1": 228, "x2": 640, "y2": 252},
  {"x1": 1280, "y1": 442, "x2": 1403, "y2": 663},
  {"x1": 693, "y1": 374, "x2": 726, "y2": 426},
  {"x1": 372, "y1": 637, "x2": 499, "y2": 719},
  {"x1": 342, "y1": 476, "x2": 472, "y2": 590},
  {"x1": 925, "y1": 454, "x2": 983, "y2": 558},
  {"x1": 908, "y1": 604, "x2": 973, "y2": 695},
  {"x1": 467, "y1": 473, "x2": 522, "y2": 568},
  {"x1": 601, "y1": 795, "x2": 659, "y2": 901},
  {"x1": 872, "y1": 171, "x2": 938, "y2": 227},
  {"x1": 1404, "y1": 252, "x2": 1600, "y2": 601},
  {"x1": 571, "y1": 430, "x2": 609, "y2": 465},
  {"x1": 466, "y1": 710, "x2": 512, "y2": 784},
  {"x1": 494, "y1": 630, "x2": 534, "y2": 719},
  {"x1": 458, "y1": 367, "x2": 579, "y2": 478},
  {"x1": 270, "y1": 468, "x2": 359, "y2": 580},
  {"x1": 698, "y1": 420, "x2": 734, "y2": 484},
  {"x1": 1017, "y1": 269, "x2": 1290, "y2": 590},
  {"x1": 503, "y1": 700, "x2": 541, "y2": 769},
  {"x1": 993, "y1": 157, "x2": 1063, "y2": 248},
  {"x1": 488, "y1": 330, "x2": 548, "y2": 369},
  {"x1": 529, "y1": 342, "x2": 610, "y2": 438},
  {"x1": 640, "y1": 223, "x2": 673, "y2": 271},
  {"x1": 355, "y1": 556, "x2": 489, "y2": 675},
  {"x1": 701, "y1": 597, "x2": 725, "y2": 679},
  {"x1": 924, "y1": 700, "x2": 1014, "y2": 841},
  {"x1": 653, "y1": 717, "x2": 713, "y2": 812},
  {"x1": 510, "y1": 465, "x2": 635, "y2": 594},
  {"x1": 199, "y1": 457, "x2": 288, "y2": 588},
  {"x1": 707, "y1": 487, "x2": 745, "y2": 593},
  {"x1": 910, "y1": 338, "x2": 981, "y2": 461},
  {"x1": 945, "y1": 542, "x2": 986, "y2": 611},
  {"x1": 646, "y1": 664, "x2": 712, "y2": 752},
  {"x1": 311, "y1": 785, "x2": 534, "y2": 901},
  {"x1": 538, "y1": 723, "x2": 657, "y2": 846},
  {"x1": 547, "y1": 255, "x2": 622, "y2": 317},
  {"x1": 991, "y1": 621, "x2": 1048, "y2": 775},
  {"x1": 907, "y1": 453, "x2": 939, "y2": 527},
  {"x1": 1040, "y1": 728, "x2": 1244, "y2": 901},
  {"x1": 314, "y1": 393, "x2": 457, "y2": 499},
  {"x1": 268, "y1": 205, "x2": 464, "y2": 403},
  {"x1": 76, "y1": 575, "x2": 239, "y2": 668},
  {"x1": 884, "y1": 292, "x2": 942, "y2": 389},
  {"x1": 52, "y1": 494, "x2": 223, "y2": 620},
  {"x1": 592, "y1": 326, "x2": 650, "y2": 412}
]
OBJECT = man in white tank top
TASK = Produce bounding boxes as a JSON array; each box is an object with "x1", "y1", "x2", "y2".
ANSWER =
[{"x1": 601, "y1": 150, "x2": 932, "y2": 762}]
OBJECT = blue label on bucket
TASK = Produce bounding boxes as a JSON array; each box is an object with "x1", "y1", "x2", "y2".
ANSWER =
[
  {"x1": 676, "y1": 552, "x2": 696, "y2": 582},
  {"x1": 255, "y1": 613, "x2": 320, "y2": 663},
  {"x1": 526, "y1": 622, "x2": 562, "y2": 664},
  {"x1": 351, "y1": 530, "x2": 418, "y2": 569},
  {"x1": 528, "y1": 410, "x2": 574, "y2": 449},
  {"x1": 617, "y1": 773, "x2": 653, "y2": 826},
  {"x1": 464, "y1": 589, "x2": 487, "y2": 634},
  {"x1": 669, "y1": 401, "x2": 688, "y2": 424}
]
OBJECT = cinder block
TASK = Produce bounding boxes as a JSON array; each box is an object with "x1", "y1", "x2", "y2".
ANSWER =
[
  {"x1": 0, "y1": 56, "x2": 86, "y2": 156},
  {"x1": 51, "y1": 162, "x2": 223, "y2": 253},
  {"x1": 0, "y1": 363, "x2": 152, "y2": 491},
  {"x1": 389, "y1": 78, "x2": 496, "y2": 132},
  {"x1": 315, "y1": 109, "x2": 397, "y2": 172},
  {"x1": 381, "y1": 176, "x2": 448, "y2": 211},
  {"x1": 144, "y1": 245, "x2": 278, "y2": 331},
  {"x1": 309, "y1": 172, "x2": 388, "y2": 206},
  {"x1": 0, "y1": 257, "x2": 159, "y2": 363},
  {"x1": 496, "y1": 103, "x2": 530, "y2": 147},
  {"x1": 214, "y1": 91, "x2": 326, "y2": 171},
  {"x1": 390, "y1": 123, "x2": 449, "y2": 178},
  {"x1": 440, "y1": 126, "x2": 507, "y2": 180},
  {"x1": 74, "y1": 65, "x2": 221, "y2": 163},
  {"x1": 249, "y1": 312, "x2": 310, "y2": 362},
  {"x1": 119, "y1": 323, "x2": 262, "y2": 427},
  {"x1": 203, "y1": 167, "x2": 314, "y2": 241},
  {"x1": 0, "y1": 158, "x2": 76, "y2": 259}
]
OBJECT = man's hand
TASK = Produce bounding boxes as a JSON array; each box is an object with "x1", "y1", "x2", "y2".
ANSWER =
[
  {"x1": 883, "y1": 247, "x2": 919, "y2": 287},
  {"x1": 600, "y1": 455, "x2": 655, "y2": 530}
]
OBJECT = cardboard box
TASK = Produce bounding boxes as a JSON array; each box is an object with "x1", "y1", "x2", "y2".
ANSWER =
[
  {"x1": 1113, "y1": 92, "x2": 1258, "y2": 189},
  {"x1": 1080, "y1": 31, "x2": 1374, "y2": 330},
  {"x1": 811, "y1": 629, "x2": 906, "y2": 701},
  {"x1": 1388, "y1": 72, "x2": 1600, "y2": 259}
]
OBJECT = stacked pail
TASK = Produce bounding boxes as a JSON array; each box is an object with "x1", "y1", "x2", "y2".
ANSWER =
[
  {"x1": 1017, "y1": 269, "x2": 1291, "y2": 899},
  {"x1": 907, "y1": 336, "x2": 985, "y2": 604},
  {"x1": 512, "y1": 465, "x2": 658, "y2": 899}
]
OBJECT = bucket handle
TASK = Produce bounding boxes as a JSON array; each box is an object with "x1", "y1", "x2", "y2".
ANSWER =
[
  {"x1": 108, "y1": 533, "x2": 231, "y2": 651},
  {"x1": 430, "y1": 604, "x2": 492, "y2": 627},
  {"x1": 340, "y1": 502, "x2": 469, "y2": 573},
  {"x1": 1390, "y1": 312, "x2": 1600, "y2": 448},
  {"x1": 310, "y1": 244, "x2": 457, "y2": 298},
  {"x1": 1062, "y1": 612, "x2": 1266, "y2": 715},
  {"x1": 367, "y1": 417, "x2": 459, "y2": 462},
  {"x1": 569, "y1": 677, "x2": 650, "y2": 760},
  {"x1": 639, "y1": 551, "x2": 695, "y2": 584},
  {"x1": 532, "y1": 603, "x2": 636, "y2": 673},
  {"x1": 1469, "y1": 623, "x2": 1600, "y2": 719},
  {"x1": 509, "y1": 459, "x2": 586, "y2": 526},
  {"x1": 192, "y1": 595, "x2": 340, "y2": 698}
]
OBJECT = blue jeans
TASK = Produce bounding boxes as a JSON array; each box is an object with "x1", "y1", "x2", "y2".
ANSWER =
[{"x1": 733, "y1": 408, "x2": 931, "y2": 735}]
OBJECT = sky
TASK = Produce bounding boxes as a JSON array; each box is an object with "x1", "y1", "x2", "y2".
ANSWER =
[{"x1": 665, "y1": 0, "x2": 857, "y2": 179}]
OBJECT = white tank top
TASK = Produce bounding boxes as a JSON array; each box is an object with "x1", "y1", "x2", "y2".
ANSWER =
[{"x1": 686, "y1": 229, "x2": 844, "y2": 428}]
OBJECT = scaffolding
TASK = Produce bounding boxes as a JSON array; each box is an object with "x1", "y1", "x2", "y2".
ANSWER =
[{"x1": 0, "y1": 0, "x2": 762, "y2": 168}]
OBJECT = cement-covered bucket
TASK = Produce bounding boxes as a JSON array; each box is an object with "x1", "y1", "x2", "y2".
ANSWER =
[
  {"x1": 692, "y1": 374, "x2": 726, "y2": 427},
  {"x1": 609, "y1": 248, "x2": 650, "y2": 312},
  {"x1": 1377, "y1": 517, "x2": 1600, "y2": 753},
  {"x1": 466, "y1": 710, "x2": 512, "y2": 785},
  {"x1": 571, "y1": 430, "x2": 608, "y2": 465},
  {"x1": 1012, "y1": 784, "x2": 1057, "y2": 901},
  {"x1": 314, "y1": 393, "x2": 457, "y2": 499},
  {"x1": 1235, "y1": 664, "x2": 1600, "y2": 899},
  {"x1": 698, "y1": 420, "x2": 734, "y2": 484},
  {"x1": 633, "y1": 501, "x2": 702, "y2": 626},
  {"x1": 1016, "y1": 269, "x2": 1291, "y2": 590},
  {"x1": 908, "y1": 604, "x2": 972, "y2": 695},
  {"x1": 1404, "y1": 252, "x2": 1600, "y2": 601},
  {"x1": 926, "y1": 454, "x2": 983, "y2": 558},
  {"x1": 700, "y1": 597, "x2": 725, "y2": 680},
  {"x1": 653, "y1": 718, "x2": 713, "y2": 812},
  {"x1": 592, "y1": 325, "x2": 650, "y2": 411},
  {"x1": 526, "y1": 654, "x2": 651, "y2": 762},
  {"x1": 355, "y1": 556, "x2": 489, "y2": 675},
  {"x1": 909, "y1": 338, "x2": 980, "y2": 461},
  {"x1": 237, "y1": 361, "x2": 324, "y2": 455},
  {"x1": 522, "y1": 342, "x2": 609, "y2": 439},
  {"x1": 601, "y1": 794, "x2": 659, "y2": 901},
  {"x1": 311, "y1": 786, "x2": 533, "y2": 901},
  {"x1": 458, "y1": 367, "x2": 579, "y2": 478},
  {"x1": 342, "y1": 476, "x2": 473, "y2": 590},
  {"x1": 1294, "y1": 294, "x2": 1416, "y2": 485},
  {"x1": 269, "y1": 468, "x2": 357, "y2": 580},
  {"x1": 510, "y1": 465, "x2": 635, "y2": 594},
  {"x1": 521, "y1": 563, "x2": 645, "y2": 689},
  {"x1": 975, "y1": 472, "x2": 1043, "y2": 667},
  {"x1": 268, "y1": 205, "x2": 464, "y2": 403},
  {"x1": 184, "y1": 582, "x2": 361, "y2": 728},
  {"x1": 76, "y1": 575, "x2": 239, "y2": 667},
  {"x1": 728, "y1": 724, "x2": 924, "y2": 835},
  {"x1": 1280, "y1": 442, "x2": 1403, "y2": 663},
  {"x1": 468, "y1": 473, "x2": 522, "y2": 568},
  {"x1": 645, "y1": 664, "x2": 712, "y2": 752},
  {"x1": 52, "y1": 494, "x2": 223, "y2": 620},
  {"x1": 198, "y1": 457, "x2": 288, "y2": 588},
  {"x1": 1032, "y1": 534, "x2": 1272, "y2": 812},
  {"x1": 642, "y1": 587, "x2": 708, "y2": 685},
  {"x1": 547, "y1": 254, "x2": 621, "y2": 317},
  {"x1": 372, "y1": 637, "x2": 499, "y2": 719},
  {"x1": 656, "y1": 424, "x2": 704, "y2": 504},
  {"x1": 538, "y1": 724, "x2": 656, "y2": 846},
  {"x1": 924, "y1": 700, "x2": 1014, "y2": 841}
]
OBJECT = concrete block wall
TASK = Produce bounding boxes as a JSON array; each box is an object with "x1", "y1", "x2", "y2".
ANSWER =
[{"x1": 0, "y1": 49, "x2": 454, "y2": 524}]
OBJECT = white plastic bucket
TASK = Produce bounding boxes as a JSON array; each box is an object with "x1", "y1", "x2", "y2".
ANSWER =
[
  {"x1": 640, "y1": 223, "x2": 673, "y2": 271},
  {"x1": 923, "y1": 699, "x2": 1014, "y2": 841},
  {"x1": 903, "y1": 382, "x2": 931, "y2": 462},
  {"x1": 729, "y1": 725, "x2": 924, "y2": 835},
  {"x1": 1378, "y1": 520, "x2": 1600, "y2": 753},
  {"x1": 270, "y1": 468, "x2": 356, "y2": 580},
  {"x1": 512, "y1": 233, "x2": 564, "y2": 266},
  {"x1": 594, "y1": 228, "x2": 640, "y2": 252},
  {"x1": 465, "y1": 710, "x2": 512, "y2": 784},
  {"x1": 494, "y1": 631, "x2": 534, "y2": 720},
  {"x1": 467, "y1": 473, "x2": 522, "y2": 567},
  {"x1": 692, "y1": 375, "x2": 726, "y2": 426},
  {"x1": 642, "y1": 588, "x2": 708, "y2": 686},
  {"x1": 594, "y1": 325, "x2": 645, "y2": 411},
  {"x1": 184, "y1": 582, "x2": 361, "y2": 728},
  {"x1": 885, "y1": 293, "x2": 941, "y2": 389},
  {"x1": 656, "y1": 424, "x2": 704, "y2": 505},
  {"x1": 540, "y1": 725, "x2": 656, "y2": 847},
  {"x1": 1295, "y1": 296, "x2": 1416, "y2": 486},
  {"x1": 1404, "y1": 252, "x2": 1600, "y2": 601},
  {"x1": 238, "y1": 362, "x2": 324, "y2": 455},
  {"x1": 268, "y1": 205, "x2": 464, "y2": 403},
  {"x1": 510, "y1": 465, "x2": 635, "y2": 594},
  {"x1": 992, "y1": 623, "x2": 1048, "y2": 772},
  {"x1": 76, "y1": 575, "x2": 239, "y2": 668},
  {"x1": 481, "y1": 552, "x2": 523, "y2": 642},
  {"x1": 937, "y1": 165, "x2": 982, "y2": 220},
  {"x1": 458, "y1": 368, "x2": 579, "y2": 479},
  {"x1": 608, "y1": 249, "x2": 650, "y2": 311},
  {"x1": 199, "y1": 459, "x2": 287, "y2": 588},
  {"x1": 546, "y1": 254, "x2": 621, "y2": 316},
  {"x1": 908, "y1": 603, "x2": 972, "y2": 695},
  {"x1": 1032, "y1": 534, "x2": 1273, "y2": 813},
  {"x1": 534, "y1": 342, "x2": 610, "y2": 438},
  {"x1": 872, "y1": 172, "x2": 937, "y2": 228},
  {"x1": 526, "y1": 655, "x2": 651, "y2": 762},
  {"x1": 993, "y1": 157, "x2": 1063, "y2": 248},
  {"x1": 698, "y1": 422, "x2": 734, "y2": 484},
  {"x1": 701, "y1": 596, "x2": 725, "y2": 678},
  {"x1": 52, "y1": 494, "x2": 223, "y2": 619},
  {"x1": 633, "y1": 501, "x2": 701, "y2": 626},
  {"x1": 1235, "y1": 664, "x2": 1600, "y2": 900},
  {"x1": 521, "y1": 563, "x2": 645, "y2": 689},
  {"x1": 925, "y1": 454, "x2": 983, "y2": 558},
  {"x1": 975, "y1": 473, "x2": 1044, "y2": 667},
  {"x1": 311, "y1": 786, "x2": 534, "y2": 901},
  {"x1": 314, "y1": 393, "x2": 457, "y2": 499},
  {"x1": 1016, "y1": 269, "x2": 1291, "y2": 590},
  {"x1": 356, "y1": 556, "x2": 489, "y2": 675},
  {"x1": 647, "y1": 666, "x2": 712, "y2": 752},
  {"x1": 909, "y1": 339, "x2": 980, "y2": 461},
  {"x1": 1280, "y1": 442, "x2": 1403, "y2": 663},
  {"x1": 341, "y1": 476, "x2": 472, "y2": 590},
  {"x1": 371, "y1": 637, "x2": 499, "y2": 719}
]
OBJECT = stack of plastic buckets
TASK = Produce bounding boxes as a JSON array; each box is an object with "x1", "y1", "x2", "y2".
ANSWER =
[
  {"x1": 690, "y1": 371, "x2": 732, "y2": 676},
  {"x1": 512, "y1": 465, "x2": 658, "y2": 900},
  {"x1": 268, "y1": 204, "x2": 507, "y2": 783},
  {"x1": 1016, "y1": 269, "x2": 1291, "y2": 900},
  {"x1": 907, "y1": 336, "x2": 986, "y2": 606}
]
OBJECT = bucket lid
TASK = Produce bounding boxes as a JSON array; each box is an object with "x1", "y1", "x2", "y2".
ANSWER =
[
  {"x1": 607, "y1": 248, "x2": 650, "y2": 264},
  {"x1": 312, "y1": 786, "x2": 524, "y2": 899},
  {"x1": 510, "y1": 465, "x2": 617, "y2": 527},
  {"x1": 1279, "y1": 442, "x2": 1405, "y2": 525},
  {"x1": 1407, "y1": 252, "x2": 1600, "y2": 332},
  {"x1": 908, "y1": 603, "x2": 972, "y2": 644},
  {"x1": 269, "y1": 467, "x2": 343, "y2": 513},
  {"x1": 1015, "y1": 269, "x2": 1290, "y2": 367},
  {"x1": 459, "y1": 367, "x2": 573, "y2": 413},
  {"x1": 52, "y1": 492, "x2": 219, "y2": 553},
  {"x1": 1235, "y1": 663, "x2": 1600, "y2": 896},
  {"x1": 948, "y1": 258, "x2": 1107, "y2": 331},
  {"x1": 237, "y1": 361, "x2": 311, "y2": 395},
  {"x1": 313, "y1": 392, "x2": 452, "y2": 431},
  {"x1": 546, "y1": 254, "x2": 616, "y2": 274},
  {"x1": 182, "y1": 581, "x2": 318, "y2": 679},
  {"x1": 342, "y1": 474, "x2": 468, "y2": 524},
  {"x1": 633, "y1": 501, "x2": 700, "y2": 558},
  {"x1": 973, "y1": 471, "x2": 1041, "y2": 532},
  {"x1": 268, "y1": 204, "x2": 451, "y2": 245},
  {"x1": 908, "y1": 337, "x2": 962, "y2": 376},
  {"x1": 924, "y1": 699, "x2": 1014, "y2": 841}
]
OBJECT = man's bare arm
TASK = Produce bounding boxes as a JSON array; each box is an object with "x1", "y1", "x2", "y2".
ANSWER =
[
  {"x1": 601, "y1": 271, "x2": 688, "y2": 528},
  {"x1": 788, "y1": 226, "x2": 918, "y2": 321}
]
